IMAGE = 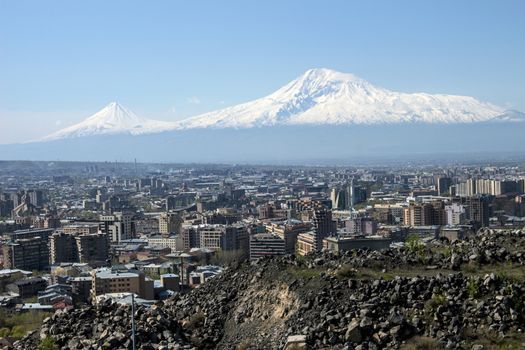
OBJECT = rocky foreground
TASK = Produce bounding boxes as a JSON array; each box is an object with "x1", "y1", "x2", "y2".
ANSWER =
[{"x1": 14, "y1": 229, "x2": 525, "y2": 349}]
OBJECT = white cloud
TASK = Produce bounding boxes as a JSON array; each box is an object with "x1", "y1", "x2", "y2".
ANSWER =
[{"x1": 187, "y1": 96, "x2": 201, "y2": 105}]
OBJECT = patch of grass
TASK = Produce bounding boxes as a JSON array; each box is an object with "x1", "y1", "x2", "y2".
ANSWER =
[
  {"x1": 431, "y1": 245, "x2": 453, "y2": 258},
  {"x1": 495, "y1": 340, "x2": 525, "y2": 350},
  {"x1": 467, "y1": 277, "x2": 480, "y2": 299},
  {"x1": 462, "y1": 328, "x2": 525, "y2": 350},
  {"x1": 442, "y1": 246, "x2": 453, "y2": 259},
  {"x1": 463, "y1": 263, "x2": 525, "y2": 283},
  {"x1": 336, "y1": 265, "x2": 357, "y2": 279},
  {"x1": 424, "y1": 293, "x2": 446, "y2": 317},
  {"x1": 357, "y1": 267, "x2": 450, "y2": 280},
  {"x1": 462, "y1": 263, "x2": 480, "y2": 274},
  {"x1": 187, "y1": 312, "x2": 206, "y2": 330},
  {"x1": 38, "y1": 336, "x2": 59, "y2": 350},
  {"x1": 211, "y1": 249, "x2": 247, "y2": 266},
  {"x1": 401, "y1": 336, "x2": 443, "y2": 350},
  {"x1": 284, "y1": 266, "x2": 321, "y2": 280},
  {"x1": 0, "y1": 310, "x2": 51, "y2": 339},
  {"x1": 381, "y1": 272, "x2": 395, "y2": 280}
]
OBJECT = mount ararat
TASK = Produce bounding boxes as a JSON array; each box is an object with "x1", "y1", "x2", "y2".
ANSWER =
[{"x1": 3, "y1": 68, "x2": 525, "y2": 163}]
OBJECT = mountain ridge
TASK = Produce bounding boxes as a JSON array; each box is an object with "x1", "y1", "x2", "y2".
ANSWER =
[
  {"x1": 174, "y1": 68, "x2": 515, "y2": 129},
  {"x1": 35, "y1": 68, "x2": 524, "y2": 142}
]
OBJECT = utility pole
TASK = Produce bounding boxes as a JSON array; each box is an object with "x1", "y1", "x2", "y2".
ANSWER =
[
  {"x1": 131, "y1": 293, "x2": 136, "y2": 350},
  {"x1": 180, "y1": 256, "x2": 184, "y2": 288}
]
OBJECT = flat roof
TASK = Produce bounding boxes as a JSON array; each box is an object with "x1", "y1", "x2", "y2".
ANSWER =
[
  {"x1": 95, "y1": 270, "x2": 138, "y2": 279},
  {"x1": 11, "y1": 228, "x2": 54, "y2": 234}
]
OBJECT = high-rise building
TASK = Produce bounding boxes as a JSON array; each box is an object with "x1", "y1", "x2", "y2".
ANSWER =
[
  {"x1": 457, "y1": 178, "x2": 477, "y2": 197},
  {"x1": 404, "y1": 203, "x2": 431, "y2": 226},
  {"x1": 91, "y1": 268, "x2": 154, "y2": 300},
  {"x1": 331, "y1": 188, "x2": 348, "y2": 210},
  {"x1": 445, "y1": 203, "x2": 466, "y2": 225},
  {"x1": 50, "y1": 230, "x2": 109, "y2": 266},
  {"x1": 0, "y1": 198, "x2": 14, "y2": 217},
  {"x1": 312, "y1": 208, "x2": 335, "y2": 251},
  {"x1": 266, "y1": 221, "x2": 311, "y2": 254},
  {"x1": 258, "y1": 204, "x2": 275, "y2": 219},
  {"x1": 100, "y1": 212, "x2": 134, "y2": 243},
  {"x1": 27, "y1": 190, "x2": 44, "y2": 207},
  {"x1": 249, "y1": 233, "x2": 286, "y2": 260},
  {"x1": 429, "y1": 201, "x2": 446, "y2": 225},
  {"x1": 146, "y1": 235, "x2": 179, "y2": 252},
  {"x1": 76, "y1": 233, "x2": 109, "y2": 266},
  {"x1": 50, "y1": 232, "x2": 78, "y2": 264},
  {"x1": 158, "y1": 212, "x2": 182, "y2": 237},
  {"x1": 63, "y1": 223, "x2": 99, "y2": 235},
  {"x1": 345, "y1": 215, "x2": 378, "y2": 236},
  {"x1": 457, "y1": 178, "x2": 521, "y2": 197},
  {"x1": 5, "y1": 228, "x2": 54, "y2": 242},
  {"x1": 403, "y1": 201, "x2": 445, "y2": 226},
  {"x1": 179, "y1": 224, "x2": 249, "y2": 255},
  {"x1": 3, "y1": 237, "x2": 49, "y2": 271},
  {"x1": 349, "y1": 184, "x2": 367, "y2": 207},
  {"x1": 465, "y1": 195, "x2": 490, "y2": 227},
  {"x1": 518, "y1": 179, "x2": 525, "y2": 194},
  {"x1": 296, "y1": 232, "x2": 316, "y2": 256},
  {"x1": 437, "y1": 177, "x2": 452, "y2": 195},
  {"x1": 331, "y1": 181, "x2": 367, "y2": 210}
]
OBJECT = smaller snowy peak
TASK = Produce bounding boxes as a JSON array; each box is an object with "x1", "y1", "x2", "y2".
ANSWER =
[
  {"x1": 40, "y1": 102, "x2": 177, "y2": 141},
  {"x1": 80, "y1": 102, "x2": 147, "y2": 129}
]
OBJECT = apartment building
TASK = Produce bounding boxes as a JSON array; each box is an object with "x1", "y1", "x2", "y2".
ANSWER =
[
  {"x1": 91, "y1": 268, "x2": 154, "y2": 300},
  {"x1": 3, "y1": 237, "x2": 49, "y2": 270},
  {"x1": 249, "y1": 233, "x2": 286, "y2": 260}
]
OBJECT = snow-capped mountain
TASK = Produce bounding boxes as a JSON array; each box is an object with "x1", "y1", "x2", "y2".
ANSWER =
[
  {"x1": 40, "y1": 102, "x2": 177, "y2": 141},
  {"x1": 39, "y1": 69, "x2": 524, "y2": 142},
  {"x1": 175, "y1": 68, "x2": 517, "y2": 129}
]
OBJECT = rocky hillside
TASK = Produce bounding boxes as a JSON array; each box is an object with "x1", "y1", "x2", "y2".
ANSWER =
[{"x1": 14, "y1": 229, "x2": 525, "y2": 350}]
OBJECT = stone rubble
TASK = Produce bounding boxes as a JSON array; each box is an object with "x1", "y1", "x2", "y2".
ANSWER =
[{"x1": 12, "y1": 229, "x2": 525, "y2": 349}]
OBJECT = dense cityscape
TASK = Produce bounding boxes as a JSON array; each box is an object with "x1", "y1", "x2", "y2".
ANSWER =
[
  {"x1": 2, "y1": 1, "x2": 525, "y2": 349},
  {"x1": 0, "y1": 161, "x2": 523, "y2": 348}
]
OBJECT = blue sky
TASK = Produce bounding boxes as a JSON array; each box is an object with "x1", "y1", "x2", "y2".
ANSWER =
[{"x1": 1, "y1": 0, "x2": 524, "y2": 143}]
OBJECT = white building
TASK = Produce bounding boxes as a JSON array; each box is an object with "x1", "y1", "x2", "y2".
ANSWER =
[{"x1": 445, "y1": 203, "x2": 466, "y2": 225}]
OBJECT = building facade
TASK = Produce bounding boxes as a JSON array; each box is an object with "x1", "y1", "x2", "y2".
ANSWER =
[
  {"x1": 3, "y1": 237, "x2": 49, "y2": 270},
  {"x1": 158, "y1": 212, "x2": 182, "y2": 236},
  {"x1": 249, "y1": 233, "x2": 286, "y2": 260}
]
